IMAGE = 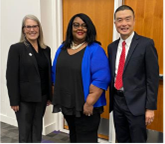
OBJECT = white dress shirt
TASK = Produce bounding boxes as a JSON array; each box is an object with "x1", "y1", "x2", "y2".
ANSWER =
[{"x1": 115, "y1": 32, "x2": 135, "y2": 91}]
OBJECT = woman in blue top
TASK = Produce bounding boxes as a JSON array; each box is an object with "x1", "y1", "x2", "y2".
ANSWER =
[{"x1": 52, "y1": 13, "x2": 111, "y2": 143}]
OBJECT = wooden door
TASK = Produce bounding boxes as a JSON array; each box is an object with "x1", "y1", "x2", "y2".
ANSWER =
[
  {"x1": 124, "y1": 0, "x2": 163, "y2": 132},
  {"x1": 62, "y1": 0, "x2": 114, "y2": 139}
]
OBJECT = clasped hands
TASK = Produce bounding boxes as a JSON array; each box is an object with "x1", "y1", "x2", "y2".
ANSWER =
[{"x1": 83, "y1": 102, "x2": 93, "y2": 116}]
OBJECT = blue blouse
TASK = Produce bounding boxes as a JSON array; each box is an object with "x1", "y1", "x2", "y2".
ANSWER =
[{"x1": 52, "y1": 42, "x2": 111, "y2": 107}]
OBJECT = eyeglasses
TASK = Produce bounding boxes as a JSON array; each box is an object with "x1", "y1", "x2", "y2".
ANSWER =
[
  {"x1": 72, "y1": 23, "x2": 87, "y2": 29},
  {"x1": 24, "y1": 25, "x2": 39, "y2": 30}
]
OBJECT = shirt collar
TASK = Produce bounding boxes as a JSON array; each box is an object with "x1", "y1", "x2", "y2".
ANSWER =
[{"x1": 119, "y1": 31, "x2": 135, "y2": 47}]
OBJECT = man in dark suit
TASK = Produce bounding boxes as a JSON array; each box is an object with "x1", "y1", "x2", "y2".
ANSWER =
[{"x1": 108, "y1": 5, "x2": 159, "y2": 142}]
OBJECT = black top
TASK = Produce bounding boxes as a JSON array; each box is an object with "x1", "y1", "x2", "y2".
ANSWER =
[
  {"x1": 53, "y1": 48, "x2": 85, "y2": 117},
  {"x1": 53, "y1": 48, "x2": 103, "y2": 117},
  {"x1": 31, "y1": 45, "x2": 49, "y2": 95}
]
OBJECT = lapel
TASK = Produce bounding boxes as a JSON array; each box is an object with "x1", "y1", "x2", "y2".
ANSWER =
[
  {"x1": 112, "y1": 39, "x2": 120, "y2": 78},
  {"x1": 123, "y1": 32, "x2": 139, "y2": 73},
  {"x1": 24, "y1": 40, "x2": 40, "y2": 76}
]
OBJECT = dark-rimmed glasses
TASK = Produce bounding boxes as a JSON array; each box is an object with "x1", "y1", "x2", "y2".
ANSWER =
[{"x1": 72, "y1": 23, "x2": 87, "y2": 29}]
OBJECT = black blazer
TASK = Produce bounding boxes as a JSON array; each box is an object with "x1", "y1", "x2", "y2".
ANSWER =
[
  {"x1": 108, "y1": 32, "x2": 159, "y2": 116},
  {"x1": 6, "y1": 41, "x2": 52, "y2": 106}
]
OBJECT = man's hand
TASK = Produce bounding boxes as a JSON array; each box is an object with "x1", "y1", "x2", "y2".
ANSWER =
[{"x1": 145, "y1": 109, "x2": 154, "y2": 125}]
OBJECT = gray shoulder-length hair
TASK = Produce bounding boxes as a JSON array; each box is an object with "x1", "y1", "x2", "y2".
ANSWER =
[{"x1": 20, "y1": 14, "x2": 46, "y2": 49}]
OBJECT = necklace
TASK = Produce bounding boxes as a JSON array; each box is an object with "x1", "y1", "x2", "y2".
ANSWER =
[{"x1": 71, "y1": 41, "x2": 85, "y2": 50}]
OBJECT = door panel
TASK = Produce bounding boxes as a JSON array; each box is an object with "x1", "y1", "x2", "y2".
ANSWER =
[{"x1": 124, "y1": 0, "x2": 163, "y2": 132}]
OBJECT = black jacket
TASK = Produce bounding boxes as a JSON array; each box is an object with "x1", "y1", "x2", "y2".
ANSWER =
[{"x1": 6, "y1": 41, "x2": 52, "y2": 106}]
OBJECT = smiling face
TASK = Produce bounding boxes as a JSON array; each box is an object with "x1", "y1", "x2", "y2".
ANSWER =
[
  {"x1": 72, "y1": 17, "x2": 87, "y2": 44},
  {"x1": 114, "y1": 9, "x2": 135, "y2": 40},
  {"x1": 23, "y1": 19, "x2": 39, "y2": 43}
]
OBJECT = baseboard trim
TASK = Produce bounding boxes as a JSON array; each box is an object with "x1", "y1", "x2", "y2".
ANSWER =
[
  {"x1": 43, "y1": 122, "x2": 56, "y2": 135},
  {"x1": 0, "y1": 114, "x2": 17, "y2": 127}
]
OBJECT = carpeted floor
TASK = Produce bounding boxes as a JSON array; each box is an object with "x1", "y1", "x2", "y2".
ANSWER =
[
  {"x1": 0, "y1": 122, "x2": 70, "y2": 143},
  {"x1": 0, "y1": 122, "x2": 163, "y2": 143}
]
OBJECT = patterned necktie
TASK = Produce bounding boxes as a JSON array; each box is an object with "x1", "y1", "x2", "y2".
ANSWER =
[{"x1": 115, "y1": 41, "x2": 126, "y2": 90}]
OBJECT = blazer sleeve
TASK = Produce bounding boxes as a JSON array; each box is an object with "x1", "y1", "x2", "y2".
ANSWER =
[
  {"x1": 90, "y1": 46, "x2": 111, "y2": 90},
  {"x1": 145, "y1": 39, "x2": 159, "y2": 110},
  {"x1": 6, "y1": 45, "x2": 20, "y2": 106}
]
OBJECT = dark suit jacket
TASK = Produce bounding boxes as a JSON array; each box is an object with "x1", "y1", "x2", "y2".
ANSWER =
[
  {"x1": 108, "y1": 32, "x2": 159, "y2": 116},
  {"x1": 6, "y1": 41, "x2": 52, "y2": 106}
]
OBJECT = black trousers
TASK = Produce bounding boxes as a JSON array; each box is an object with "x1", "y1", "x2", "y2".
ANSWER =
[
  {"x1": 64, "y1": 113, "x2": 100, "y2": 143},
  {"x1": 113, "y1": 92, "x2": 147, "y2": 143},
  {"x1": 15, "y1": 95, "x2": 47, "y2": 143}
]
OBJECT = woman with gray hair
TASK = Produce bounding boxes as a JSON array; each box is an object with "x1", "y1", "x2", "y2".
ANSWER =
[{"x1": 6, "y1": 14, "x2": 52, "y2": 143}]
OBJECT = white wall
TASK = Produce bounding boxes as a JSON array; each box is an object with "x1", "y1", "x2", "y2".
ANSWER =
[{"x1": 40, "y1": 0, "x2": 63, "y2": 61}]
